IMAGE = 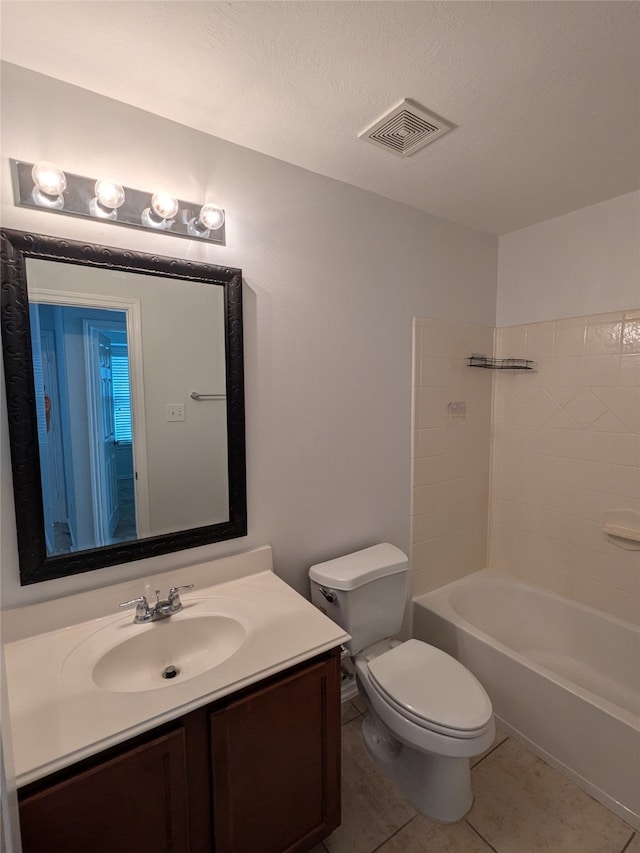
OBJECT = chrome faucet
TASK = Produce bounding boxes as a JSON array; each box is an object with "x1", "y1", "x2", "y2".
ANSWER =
[{"x1": 119, "y1": 584, "x2": 194, "y2": 623}]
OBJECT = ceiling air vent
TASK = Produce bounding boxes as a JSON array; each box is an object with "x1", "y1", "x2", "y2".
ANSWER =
[{"x1": 359, "y1": 99, "x2": 453, "y2": 158}]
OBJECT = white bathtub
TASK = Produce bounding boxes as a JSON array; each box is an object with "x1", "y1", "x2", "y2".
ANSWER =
[{"x1": 412, "y1": 569, "x2": 640, "y2": 829}]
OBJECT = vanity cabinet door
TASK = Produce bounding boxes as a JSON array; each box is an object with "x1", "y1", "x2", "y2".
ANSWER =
[
  {"x1": 19, "y1": 728, "x2": 190, "y2": 853},
  {"x1": 210, "y1": 650, "x2": 341, "y2": 853}
]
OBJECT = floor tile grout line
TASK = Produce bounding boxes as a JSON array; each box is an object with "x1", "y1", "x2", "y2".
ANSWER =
[
  {"x1": 471, "y1": 734, "x2": 510, "y2": 769},
  {"x1": 465, "y1": 817, "x2": 500, "y2": 853},
  {"x1": 340, "y1": 700, "x2": 365, "y2": 726},
  {"x1": 369, "y1": 813, "x2": 419, "y2": 853},
  {"x1": 333, "y1": 713, "x2": 635, "y2": 853}
]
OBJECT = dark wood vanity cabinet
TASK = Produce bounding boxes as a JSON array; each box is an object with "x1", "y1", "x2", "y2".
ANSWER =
[
  {"x1": 19, "y1": 728, "x2": 191, "y2": 853},
  {"x1": 211, "y1": 651, "x2": 341, "y2": 852},
  {"x1": 18, "y1": 649, "x2": 341, "y2": 853}
]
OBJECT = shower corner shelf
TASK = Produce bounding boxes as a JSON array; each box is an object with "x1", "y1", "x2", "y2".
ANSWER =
[{"x1": 467, "y1": 355, "x2": 534, "y2": 371}]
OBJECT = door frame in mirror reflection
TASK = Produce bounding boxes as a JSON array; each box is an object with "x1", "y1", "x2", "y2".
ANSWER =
[
  {"x1": 1, "y1": 229, "x2": 247, "y2": 585},
  {"x1": 30, "y1": 290, "x2": 151, "y2": 550}
]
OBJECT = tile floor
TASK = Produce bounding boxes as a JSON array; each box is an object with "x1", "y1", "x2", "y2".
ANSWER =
[{"x1": 313, "y1": 696, "x2": 638, "y2": 853}]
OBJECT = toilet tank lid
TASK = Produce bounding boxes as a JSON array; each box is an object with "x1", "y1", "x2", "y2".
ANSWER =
[{"x1": 309, "y1": 544, "x2": 409, "y2": 590}]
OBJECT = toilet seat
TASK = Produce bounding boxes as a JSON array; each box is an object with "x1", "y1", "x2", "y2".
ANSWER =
[{"x1": 366, "y1": 639, "x2": 493, "y2": 739}]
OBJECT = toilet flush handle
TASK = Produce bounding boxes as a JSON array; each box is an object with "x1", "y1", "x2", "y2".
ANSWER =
[{"x1": 319, "y1": 587, "x2": 337, "y2": 604}]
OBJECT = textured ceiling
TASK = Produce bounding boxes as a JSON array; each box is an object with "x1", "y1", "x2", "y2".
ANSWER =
[{"x1": 1, "y1": 1, "x2": 639, "y2": 235}]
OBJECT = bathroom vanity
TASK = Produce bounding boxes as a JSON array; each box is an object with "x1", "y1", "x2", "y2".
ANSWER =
[
  {"x1": 3, "y1": 547, "x2": 349, "y2": 852},
  {"x1": 18, "y1": 650, "x2": 339, "y2": 852}
]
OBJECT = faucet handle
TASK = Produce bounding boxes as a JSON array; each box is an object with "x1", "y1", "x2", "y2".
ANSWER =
[
  {"x1": 169, "y1": 584, "x2": 194, "y2": 598},
  {"x1": 168, "y1": 584, "x2": 194, "y2": 609},
  {"x1": 119, "y1": 595, "x2": 151, "y2": 622},
  {"x1": 119, "y1": 595, "x2": 148, "y2": 609}
]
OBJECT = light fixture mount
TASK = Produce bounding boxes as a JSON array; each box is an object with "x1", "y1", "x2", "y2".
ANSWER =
[{"x1": 10, "y1": 160, "x2": 226, "y2": 246}]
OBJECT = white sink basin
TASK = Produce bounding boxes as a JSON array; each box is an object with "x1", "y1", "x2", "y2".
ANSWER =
[
  {"x1": 92, "y1": 615, "x2": 246, "y2": 692},
  {"x1": 62, "y1": 600, "x2": 249, "y2": 694}
]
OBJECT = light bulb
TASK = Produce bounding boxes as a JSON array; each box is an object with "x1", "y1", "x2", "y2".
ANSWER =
[
  {"x1": 90, "y1": 179, "x2": 126, "y2": 220},
  {"x1": 31, "y1": 161, "x2": 66, "y2": 209},
  {"x1": 95, "y1": 180, "x2": 125, "y2": 210},
  {"x1": 198, "y1": 203, "x2": 225, "y2": 230},
  {"x1": 151, "y1": 193, "x2": 179, "y2": 220},
  {"x1": 187, "y1": 202, "x2": 225, "y2": 238},
  {"x1": 32, "y1": 161, "x2": 66, "y2": 196},
  {"x1": 141, "y1": 193, "x2": 179, "y2": 229}
]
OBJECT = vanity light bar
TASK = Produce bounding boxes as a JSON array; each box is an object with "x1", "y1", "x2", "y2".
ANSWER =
[{"x1": 10, "y1": 160, "x2": 226, "y2": 246}]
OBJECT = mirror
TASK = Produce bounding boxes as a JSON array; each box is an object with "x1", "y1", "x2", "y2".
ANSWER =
[{"x1": 1, "y1": 229, "x2": 246, "y2": 585}]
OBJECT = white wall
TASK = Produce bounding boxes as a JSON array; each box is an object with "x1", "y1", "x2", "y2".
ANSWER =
[
  {"x1": 497, "y1": 191, "x2": 640, "y2": 326},
  {"x1": 0, "y1": 63, "x2": 498, "y2": 608}
]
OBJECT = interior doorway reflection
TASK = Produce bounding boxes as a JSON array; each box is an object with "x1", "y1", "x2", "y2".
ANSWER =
[{"x1": 30, "y1": 304, "x2": 137, "y2": 554}]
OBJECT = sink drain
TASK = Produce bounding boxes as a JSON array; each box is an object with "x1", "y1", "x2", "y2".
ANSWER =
[{"x1": 162, "y1": 665, "x2": 180, "y2": 680}]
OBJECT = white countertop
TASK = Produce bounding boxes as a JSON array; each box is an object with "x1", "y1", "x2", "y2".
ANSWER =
[{"x1": 3, "y1": 557, "x2": 349, "y2": 787}]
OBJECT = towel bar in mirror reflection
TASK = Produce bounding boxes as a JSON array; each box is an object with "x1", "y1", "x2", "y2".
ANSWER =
[{"x1": 190, "y1": 392, "x2": 227, "y2": 400}]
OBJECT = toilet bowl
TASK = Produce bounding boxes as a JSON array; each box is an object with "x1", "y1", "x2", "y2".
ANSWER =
[
  {"x1": 308, "y1": 544, "x2": 495, "y2": 823},
  {"x1": 353, "y1": 638, "x2": 494, "y2": 822}
]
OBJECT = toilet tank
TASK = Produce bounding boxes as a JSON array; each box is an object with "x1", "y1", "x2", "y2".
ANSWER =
[{"x1": 309, "y1": 544, "x2": 409, "y2": 654}]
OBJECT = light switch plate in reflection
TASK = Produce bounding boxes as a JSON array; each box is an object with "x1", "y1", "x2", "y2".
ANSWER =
[{"x1": 166, "y1": 404, "x2": 186, "y2": 422}]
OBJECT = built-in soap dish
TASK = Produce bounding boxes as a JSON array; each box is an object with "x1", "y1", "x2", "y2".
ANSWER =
[{"x1": 603, "y1": 511, "x2": 640, "y2": 550}]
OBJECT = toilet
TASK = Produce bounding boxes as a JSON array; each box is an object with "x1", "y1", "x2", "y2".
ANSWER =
[{"x1": 309, "y1": 543, "x2": 495, "y2": 823}]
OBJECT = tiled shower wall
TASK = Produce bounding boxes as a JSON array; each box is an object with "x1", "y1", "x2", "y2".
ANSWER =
[
  {"x1": 411, "y1": 319, "x2": 494, "y2": 596},
  {"x1": 411, "y1": 310, "x2": 640, "y2": 625},
  {"x1": 491, "y1": 309, "x2": 640, "y2": 625}
]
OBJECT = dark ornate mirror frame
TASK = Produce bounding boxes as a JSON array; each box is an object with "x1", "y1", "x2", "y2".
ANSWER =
[{"x1": 1, "y1": 229, "x2": 247, "y2": 585}]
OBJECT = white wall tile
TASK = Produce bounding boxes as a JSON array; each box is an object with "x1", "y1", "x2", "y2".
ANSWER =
[
  {"x1": 552, "y1": 356, "x2": 585, "y2": 386},
  {"x1": 612, "y1": 389, "x2": 640, "y2": 431},
  {"x1": 419, "y1": 324, "x2": 442, "y2": 357},
  {"x1": 498, "y1": 325, "x2": 527, "y2": 357},
  {"x1": 411, "y1": 319, "x2": 492, "y2": 594},
  {"x1": 439, "y1": 358, "x2": 462, "y2": 387},
  {"x1": 546, "y1": 427, "x2": 583, "y2": 458},
  {"x1": 529, "y1": 357, "x2": 554, "y2": 385},
  {"x1": 585, "y1": 321, "x2": 623, "y2": 355},
  {"x1": 588, "y1": 411, "x2": 629, "y2": 433},
  {"x1": 554, "y1": 318, "x2": 587, "y2": 357},
  {"x1": 415, "y1": 310, "x2": 639, "y2": 624},
  {"x1": 580, "y1": 430, "x2": 637, "y2": 465},
  {"x1": 622, "y1": 318, "x2": 640, "y2": 353},
  {"x1": 493, "y1": 497, "x2": 522, "y2": 527},
  {"x1": 414, "y1": 428, "x2": 440, "y2": 458},
  {"x1": 611, "y1": 463, "x2": 640, "y2": 498},
  {"x1": 586, "y1": 312, "x2": 625, "y2": 326},
  {"x1": 619, "y1": 354, "x2": 640, "y2": 385},
  {"x1": 584, "y1": 354, "x2": 620, "y2": 385},
  {"x1": 564, "y1": 390, "x2": 607, "y2": 428},
  {"x1": 525, "y1": 321, "x2": 555, "y2": 358},
  {"x1": 489, "y1": 310, "x2": 640, "y2": 625},
  {"x1": 519, "y1": 426, "x2": 549, "y2": 454},
  {"x1": 417, "y1": 357, "x2": 440, "y2": 387},
  {"x1": 575, "y1": 459, "x2": 614, "y2": 493}
]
